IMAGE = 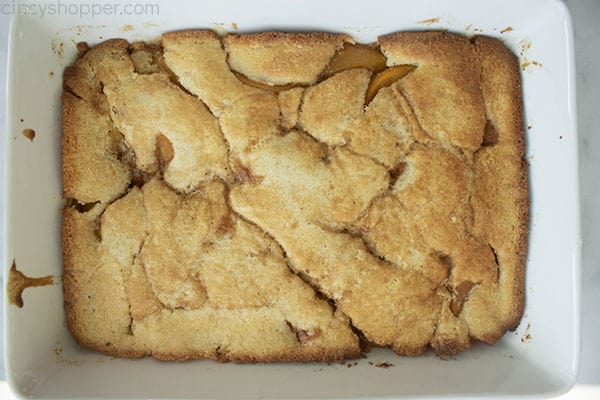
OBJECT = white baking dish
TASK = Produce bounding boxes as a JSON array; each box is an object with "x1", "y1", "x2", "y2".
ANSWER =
[{"x1": 2, "y1": 0, "x2": 580, "y2": 398}]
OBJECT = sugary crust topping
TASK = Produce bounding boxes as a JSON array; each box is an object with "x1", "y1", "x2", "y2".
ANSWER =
[
  {"x1": 162, "y1": 30, "x2": 251, "y2": 117},
  {"x1": 298, "y1": 68, "x2": 371, "y2": 145},
  {"x1": 379, "y1": 32, "x2": 486, "y2": 151},
  {"x1": 278, "y1": 87, "x2": 305, "y2": 129},
  {"x1": 62, "y1": 30, "x2": 527, "y2": 361},
  {"x1": 62, "y1": 93, "x2": 131, "y2": 204},
  {"x1": 63, "y1": 179, "x2": 360, "y2": 361},
  {"x1": 471, "y1": 36, "x2": 528, "y2": 333},
  {"x1": 223, "y1": 32, "x2": 350, "y2": 85},
  {"x1": 103, "y1": 71, "x2": 231, "y2": 192}
]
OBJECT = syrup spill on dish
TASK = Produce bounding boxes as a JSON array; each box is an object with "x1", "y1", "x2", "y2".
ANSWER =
[
  {"x1": 22, "y1": 128, "x2": 35, "y2": 141},
  {"x1": 417, "y1": 17, "x2": 440, "y2": 25},
  {"x1": 7, "y1": 260, "x2": 54, "y2": 308}
]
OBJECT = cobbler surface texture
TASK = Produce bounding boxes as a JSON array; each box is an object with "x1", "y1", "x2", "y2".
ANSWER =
[{"x1": 62, "y1": 30, "x2": 528, "y2": 361}]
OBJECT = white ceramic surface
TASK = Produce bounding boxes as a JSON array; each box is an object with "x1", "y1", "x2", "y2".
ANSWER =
[{"x1": 2, "y1": 0, "x2": 581, "y2": 398}]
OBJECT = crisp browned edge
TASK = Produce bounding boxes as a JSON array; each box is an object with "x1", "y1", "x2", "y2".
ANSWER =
[
  {"x1": 376, "y1": 31, "x2": 528, "y2": 355},
  {"x1": 152, "y1": 346, "x2": 362, "y2": 363},
  {"x1": 430, "y1": 337, "x2": 473, "y2": 357},
  {"x1": 61, "y1": 207, "x2": 145, "y2": 359},
  {"x1": 61, "y1": 50, "x2": 151, "y2": 360},
  {"x1": 222, "y1": 31, "x2": 352, "y2": 46},
  {"x1": 378, "y1": 31, "x2": 486, "y2": 152},
  {"x1": 377, "y1": 30, "x2": 475, "y2": 74},
  {"x1": 162, "y1": 29, "x2": 221, "y2": 42},
  {"x1": 61, "y1": 92, "x2": 78, "y2": 201},
  {"x1": 61, "y1": 47, "x2": 360, "y2": 360},
  {"x1": 63, "y1": 206, "x2": 361, "y2": 362},
  {"x1": 61, "y1": 30, "x2": 528, "y2": 361},
  {"x1": 378, "y1": 30, "x2": 472, "y2": 52},
  {"x1": 61, "y1": 38, "x2": 132, "y2": 204},
  {"x1": 474, "y1": 35, "x2": 529, "y2": 336}
]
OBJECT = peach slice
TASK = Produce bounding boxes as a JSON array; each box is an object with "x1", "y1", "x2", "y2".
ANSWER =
[
  {"x1": 234, "y1": 72, "x2": 297, "y2": 93},
  {"x1": 155, "y1": 133, "x2": 174, "y2": 166},
  {"x1": 365, "y1": 65, "x2": 416, "y2": 104},
  {"x1": 327, "y1": 43, "x2": 387, "y2": 74}
]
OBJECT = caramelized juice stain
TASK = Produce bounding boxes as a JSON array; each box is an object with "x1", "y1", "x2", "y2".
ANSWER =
[
  {"x1": 217, "y1": 213, "x2": 234, "y2": 235},
  {"x1": 22, "y1": 128, "x2": 35, "y2": 141},
  {"x1": 233, "y1": 162, "x2": 263, "y2": 184},
  {"x1": 234, "y1": 71, "x2": 298, "y2": 93},
  {"x1": 7, "y1": 260, "x2": 54, "y2": 308},
  {"x1": 417, "y1": 17, "x2": 440, "y2": 25}
]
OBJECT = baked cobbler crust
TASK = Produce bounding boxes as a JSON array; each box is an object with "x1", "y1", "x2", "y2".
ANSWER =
[{"x1": 62, "y1": 30, "x2": 528, "y2": 361}]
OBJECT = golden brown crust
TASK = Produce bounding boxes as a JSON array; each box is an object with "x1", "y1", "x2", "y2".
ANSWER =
[
  {"x1": 62, "y1": 177, "x2": 361, "y2": 361},
  {"x1": 224, "y1": 31, "x2": 350, "y2": 45},
  {"x1": 379, "y1": 31, "x2": 486, "y2": 151},
  {"x1": 63, "y1": 39, "x2": 132, "y2": 101},
  {"x1": 278, "y1": 88, "x2": 305, "y2": 129},
  {"x1": 162, "y1": 30, "x2": 252, "y2": 117},
  {"x1": 378, "y1": 31, "x2": 470, "y2": 64},
  {"x1": 471, "y1": 36, "x2": 528, "y2": 333},
  {"x1": 61, "y1": 40, "x2": 134, "y2": 204},
  {"x1": 346, "y1": 86, "x2": 413, "y2": 167},
  {"x1": 163, "y1": 29, "x2": 221, "y2": 41},
  {"x1": 298, "y1": 68, "x2": 371, "y2": 145},
  {"x1": 61, "y1": 92, "x2": 131, "y2": 204},
  {"x1": 223, "y1": 32, "x2": 350, "y2": 85},
  {"x1": 62, "y1": 204, "x2": 147, "y2": 358},
  {"x1": 103, "y1": 70, "x2": 231, "y2": 191},
  {"x1": 63, "y1": 30, "x2": 527, "y2": 361}
]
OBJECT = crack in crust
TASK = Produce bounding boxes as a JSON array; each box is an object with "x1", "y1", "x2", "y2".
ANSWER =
[{"x1": 62, "y1": 29, "x2": 527, "y2": 361}]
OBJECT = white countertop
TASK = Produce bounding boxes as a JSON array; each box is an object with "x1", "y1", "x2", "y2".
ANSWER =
[{"x1": 0, "y1": 0, "x2": 598, "y2": 398}]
